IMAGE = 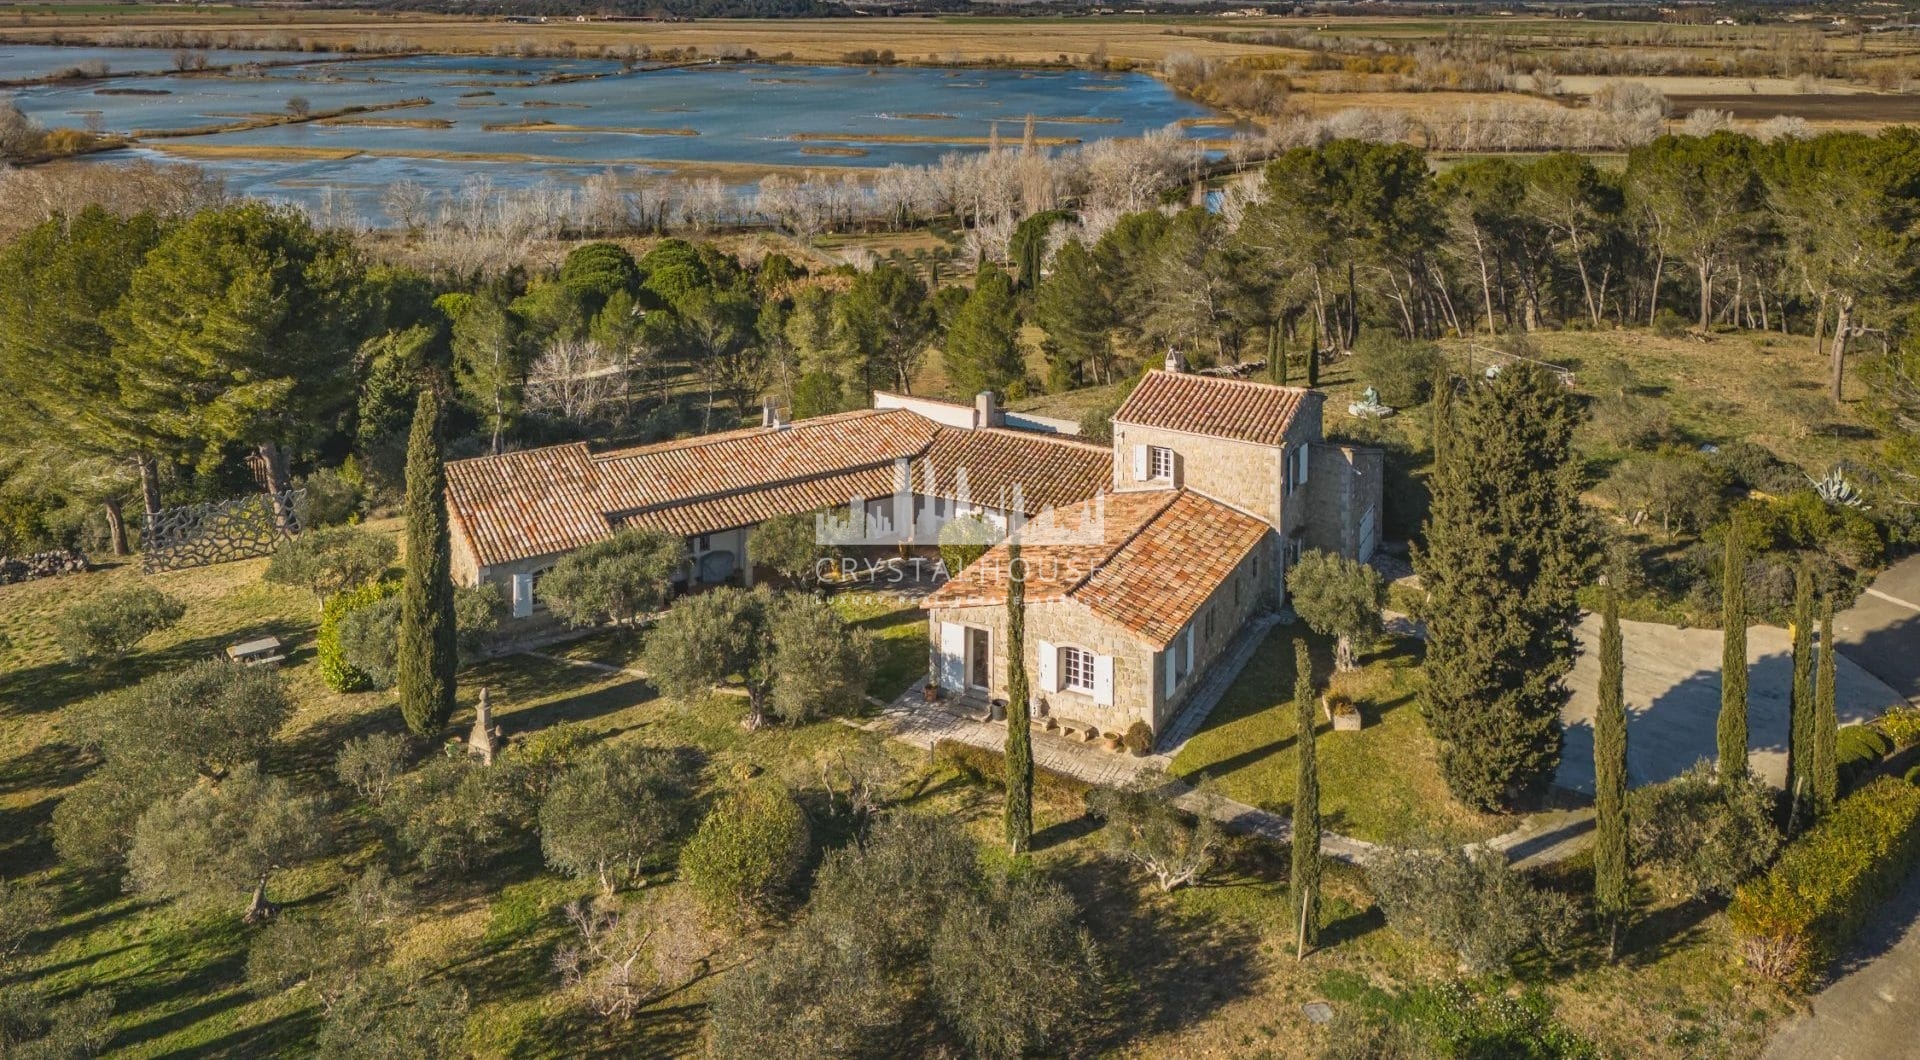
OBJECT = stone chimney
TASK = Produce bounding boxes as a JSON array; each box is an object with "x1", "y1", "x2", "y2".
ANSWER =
[
  {"x1": 762, "y1": 398, "x2": 788, "y2": 429},
  {"x1": 974, "y1": 390, "x2": 1003, "y2": 429},
  {"x1": 1164, "y1": 347, "x2": 1185, "y2": 373}
]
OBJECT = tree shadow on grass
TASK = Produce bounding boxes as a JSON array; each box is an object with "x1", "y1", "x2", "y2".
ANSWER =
[
  {"x1": 0, "y1": 625, "x2": 305, "y2": 720},
  {"x1": 173, "y1": 1008, "x2": 322, "y2": 1058},
  {"x1": 1060, "y1": 855, "x2": 1266, "y2": 1049}
]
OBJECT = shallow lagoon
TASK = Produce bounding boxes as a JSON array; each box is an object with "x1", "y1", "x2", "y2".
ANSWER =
[{"x1": 7, "y1": 48, "x2": 1225, "y2": 220}]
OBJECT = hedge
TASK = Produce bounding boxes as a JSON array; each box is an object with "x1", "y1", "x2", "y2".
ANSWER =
[
  {"x1": 1837, "y1": 725, "x2": 1894, "y2": 793},
  {"x1": 932, "y1": 739, "x2": 1093, "y2": 803},
  {"x1": 1728, "y1": 777, "x2": 1920, "y2": 989},
  {"x1": 318, "y1": 579, "x2": 399, "y2": 693}
]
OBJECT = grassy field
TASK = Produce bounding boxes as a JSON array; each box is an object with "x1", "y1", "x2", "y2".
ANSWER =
[
  {"x1": 1172, "y1": 629, "x2": 1506, "y2": 845},
  {"x1": 0, "y1": 504, "x2": 1811, "y2": 1056}
]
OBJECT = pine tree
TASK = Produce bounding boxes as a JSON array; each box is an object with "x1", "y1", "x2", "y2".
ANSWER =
[
  {"x1": 1414, "y1": 363, "x2": 1592, "y2": 811},
  {"x1": 1004, "y1": 539, "x2": 1033, "y2": 855},
  {"x1": 1784, "y1": 566, "x2": 1815, "y2": 832},
  {"x1": 1593, "y1": 586, "x2": 1630, "y2": 959},
  {"x1": 1812, "y1": 600, "x2": 1839, "y2": 815},
  {"x1": 398, "y1": 384, "x2": 458, "y2": 736},
  {"x1": 1305, "y1": 318, "x2": 1321, "y2": 388},
  {"x1": 942, "y1": 266, "x2": 1024, "y2": 398},
  {"x1": 1717, "y1": 516, "x2": 1749, "y2": 777},
  {"x1": 1291, "y1": 637, "x2": 1321, "y2": 957}
]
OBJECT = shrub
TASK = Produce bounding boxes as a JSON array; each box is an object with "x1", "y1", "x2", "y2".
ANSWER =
[
  {"x1": 53, "y1": 585, "x2": 185, "y2": 664},
  {"x1": 1366, "y1": 845, "x2": 1578, "y2": 974},
  {"x1": 1349, "y1": 333, "x2": 1438, "y2": 407},
  {"x1": 295, "y1": 467, "x2": 366, "y2": 529},
  {"x1": 1881, "y1": 708, "x2": 1920, "y2": 749},
  {"x1": 1122, "y1": 721, "x2": 1153, "y2": 755},
  {"x1": 265, "y1": 526, "x2": 396, "y2": 600},
  {"x1": 933, "y1": 739, "x2": 1091, "y2": 803},
  {"x1": 318, "y1": 579, "x2": 398, "y2": 692},
  {"x1": 1837, "y1": 724, "x2": 1894, "y2": 792},
  {"x1": 334, "y1": 733, "x2": 408, "y2": 804},
  {"x1": 1651, "y1": 308, "x2": 1688, "y2": 337},
  {"x1": 1627, "y1": 764, "x2": 1778, "y2": 901},
  {"x1": 331, "y1": 582, "x2": 501, "y2": 690},
  {"x1": 680, "y1": 782, "x2": 809, "y2": 926},
  {"x1": 1712, "y1": 441, "x2": 1801, "y2": 495},
  {"x1": 1730, "y1": 778, "x2": 1920, "y2": 988}
]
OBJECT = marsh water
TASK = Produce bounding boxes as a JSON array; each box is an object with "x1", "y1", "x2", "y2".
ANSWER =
[{"x1": 5, "y1": 46, "x2": 1223, "y2": 220}]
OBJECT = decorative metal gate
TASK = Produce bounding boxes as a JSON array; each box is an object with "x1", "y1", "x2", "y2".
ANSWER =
[{"x1": 141, "y1": 490, "x2": 305, "y2": 573}]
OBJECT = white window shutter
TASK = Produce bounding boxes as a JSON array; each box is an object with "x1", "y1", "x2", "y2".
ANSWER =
[
  {"x1": 1094, "y1": 654, "x2": 1114, "y2": 706},
  {"x1": 1038, "y1": 640, "x2": 1058, "y2": 693},
  {"x1": 1184, "y1": 627, "x2": 1194, "y2": 671},
  {"x1": 511, "y1": 573, "x2": 534, "y2": 618},
  {"x1": 1297, "y1": 444, "x2": 1310, "y2": 485},
  {"x1": 938, "y1": 622, "x2": 965, "y2": 690},
  {"x1": 1171, "y1": 450, "x2": 1184, "y2": 487},
  {"x1": 1133, "y1": 444, "x2": 1148, "y2": 481},
  {"x1": 1163, "y1": 649, "x2": 1176, "y2": 697}
]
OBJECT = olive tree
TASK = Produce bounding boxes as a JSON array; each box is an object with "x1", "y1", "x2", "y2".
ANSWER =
[
  {"x1": 539, "y1": 744, "x2": 699, "y2": 894},
  {"x1": 0, "y1": 985, "x2": 114, "y2": 1059},
  {"x1": 1366, "y1": 843, "x2": 1579, "y2": 974},
  {"x1": 313, "y1": 974, "x2": 468, "y2": 1060},
  {"x1": 1286, "y1": 548, "x2": 1387, "y2": 672},
  {"x1": 126, "y1": 765, "x2": 331, "y2": 922},
  {"x1": 79, "y1": 661, "x2": 293, "y2": 784},
  {"x1": 538, "y1": 528, "x2": 685, "y2": 627},
  {"x1": 1627, "y1": 763, "x2": 1779, "y2": 901},
  {"x1": 0, "y1": 879, "x2": 53, "y2": 972},
  {"x1": 246, "y1": 867, "x2": 411, "y2": 1015},
  {"x1": 53, "y1": 585, "x2": 185, "y2": 664},
  {"x1": 1086, "y1": 771, "x2": 1222, "y2": 892},
  {"x1": 336, "y1": 583, "x2": 505, "y2": 688},
  {"x1": 747, "y1": 510, "x2": 836, "y2": 586},
  {"x1": 644, "y1": 587, "x2": 870, "y2": 729},
  {"x1": 265, "y1": 526, "x2": 397, "y2": 601}
]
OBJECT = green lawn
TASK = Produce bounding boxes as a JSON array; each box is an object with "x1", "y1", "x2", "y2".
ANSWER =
[{"x1": 1170, "y1": 628, "x2": 1506, "y2": 845}]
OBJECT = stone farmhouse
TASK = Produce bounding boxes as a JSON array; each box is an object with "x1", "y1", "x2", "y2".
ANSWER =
[{"x1": 443, "y1": 361, "x2": 1381, "y2": 738}]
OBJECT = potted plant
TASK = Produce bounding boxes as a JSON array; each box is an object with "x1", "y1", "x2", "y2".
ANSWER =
[
  {"x1": 1100, "y1": 731, "x2": 1124, "y2": 753},
  {"x1": 923, "y1": 651, "x2": 941, "y2": 702},
  {"x1": 1323, "y1": 692, "x2": 1362, "y2": 732},
  {"x1": 1122, "y1": 721, "x2": 1154, "y2": 757}
]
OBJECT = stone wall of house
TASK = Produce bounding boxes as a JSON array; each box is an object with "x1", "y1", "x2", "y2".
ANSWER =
[
  {"x1": 925, "y1": 532, "x2": 1274, "y2": 736},
  {"x1": 1301, "y1": 445, "x2": 1385, "y2": 560},
  {"x1": 1149, "y1": 532, "x2": 1273, "y2": 731}
]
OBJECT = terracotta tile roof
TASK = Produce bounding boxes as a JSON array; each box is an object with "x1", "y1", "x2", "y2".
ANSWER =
[
  {"x1": 923, "y1": 489, "x2": 1271, "y2": 648},
  {"x1": 594, "y1": 410, "x2": 940, "y2": 511},
  {"x1": 1112, "y1": 370, "x2": 1317, "y2": 447},
  {"x1": 618, "y1": 465, "x2": 899, "y2": 539},
  {"x1": 445, "y1": 443, "x2": 609, "y2": 568},
  {"x1": 445, "y1": 409, "x2": 1117, "y2": 569},
  {"x1": 914, "y1": 428, "x2": 1112, "y2": 516}
]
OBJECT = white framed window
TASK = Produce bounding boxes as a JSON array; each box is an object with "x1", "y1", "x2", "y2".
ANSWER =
[
  {"x1": 1150, "y1": 445, "x2": 1175, "y2": 480},
  {"x1": 1061, "y1": 646, "x2": 1097, "y2": 692}
]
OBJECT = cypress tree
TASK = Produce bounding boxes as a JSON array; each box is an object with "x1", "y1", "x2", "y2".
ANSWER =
[
  {"x1": 1291, "y1": 637, "x2": 1320, "y2": 957},
  {"x1": 1415, "y1": 363, "x2": 1592, "y2": 811},
  {"x1": 1593, "y1": 586, "x2": 1630, "y2": 960},
  {"x1": 1429, "y1": 359, "x2": 1452, "y2": 475},
  {"x1": 1003, "y1": 539, "x2": 1033, "y2": 854},
  {"x1": 398, "y1": 384, "x2": 458, "y2": 736},
  {"x1": 1784, "y1": 566, "x2": 1815, "y2": 832},
  {"x1": 1269, "y1": 326, "x2": 1288, "y2": 386},
  {"x1": 1717, "y1": 516, "x2": 1749, "y2": 777},
  {"x1": 1812, "y1": 601, "x2": 1839, "y2": 814}
]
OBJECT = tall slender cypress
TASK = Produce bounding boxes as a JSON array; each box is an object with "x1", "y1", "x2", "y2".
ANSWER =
[
  {"x1": 1269, "y1": 326, "x2": 1288, "y2": 386},
  {"x1": 1594, "y1": 587, "x2": 1630, "y2": 960},
  {"x1": 1003, "y1": 539, "x2": 1033, "y2": 854},
  {"x1": 1784, "y1": 566, "x2": 1815, "y2": 832},
  {"x1": 1717, "y1": 516, "x2": 1749, "y2": 777},
  {"x1": 1291, "y1": 637, "x2": 1320, "y2": 957},
  {"x1": 398, "y1": 384, "x2": 458, "y2": 736},
  {"x1": 1812, "y1": 601, "x2": 1839, "y2": 815},
  {"x1": 1429, "y1": 360, "x2": 1452, "y2": 476}
]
